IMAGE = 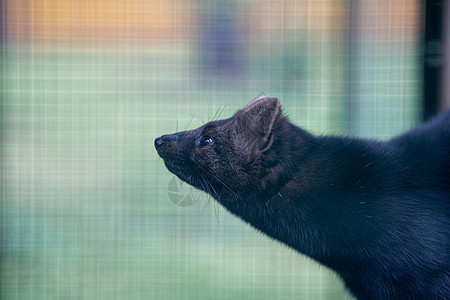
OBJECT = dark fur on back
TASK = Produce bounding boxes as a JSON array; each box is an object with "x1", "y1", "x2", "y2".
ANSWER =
[{"x1": 155, "y1": 96, "x2": 450, "y2": 299}]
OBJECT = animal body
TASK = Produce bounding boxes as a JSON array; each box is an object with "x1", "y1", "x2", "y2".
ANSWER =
[{"x1": 155, "y1": 96, "x2": 450, "y2": 299}]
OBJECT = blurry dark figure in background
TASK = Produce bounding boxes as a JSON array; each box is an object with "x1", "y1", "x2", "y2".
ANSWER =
[{"x1": 198, "y1": 2, "x2": 245, "y2": 79}]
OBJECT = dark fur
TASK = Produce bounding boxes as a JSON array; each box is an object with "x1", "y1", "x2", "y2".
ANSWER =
[{"x1": 155, "y1": 96, "x2": 450, "y2": 299}]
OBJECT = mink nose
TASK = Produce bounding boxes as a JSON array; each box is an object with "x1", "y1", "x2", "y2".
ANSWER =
[{"x1": 154, "y1": 136, "x2": 163, "y2": 148}]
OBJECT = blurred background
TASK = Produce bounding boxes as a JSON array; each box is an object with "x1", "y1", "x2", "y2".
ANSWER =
[{"x1": 1, "y1": 0, "x2": 448, "y2": 299}]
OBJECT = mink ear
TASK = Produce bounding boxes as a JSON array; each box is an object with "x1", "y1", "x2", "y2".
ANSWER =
[{"x1": 233, "y1": 96, "x2": 281, "y2": 153}]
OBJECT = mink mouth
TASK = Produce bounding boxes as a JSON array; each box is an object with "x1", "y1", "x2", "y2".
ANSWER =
[
  {"x1": 158, "y1": 155, "x2": 203, "y2": 187},
  {"x1": 162, "y1": 158, "x2": 191, "y2": 180},
  {"x1": 159, "y1": 155, "x2": 223, "y2": 198}
]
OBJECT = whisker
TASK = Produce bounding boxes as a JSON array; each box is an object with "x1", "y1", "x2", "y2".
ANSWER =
[
  {"x1": 201, "y1": 174, "x2": 219, "y2": 200},
  {"x1": 185, "y1": 113, "x2": 196, "y2": 130},
  {"x1": 201, "y1": 193, "x2": 210, "y2": 215},
  {"x1": 212, "y1": 105, "x2": 227, "y2": 121},
  {"x1": 201, "y1": 174, "x2": 220, "y2": 224},
  {"x1": 198, "y1": 177, "x2": 211, "y2": 214},
  {"x1": 211, "y1": 106, "x2": 220, "y2": 121},
  {"x1": 210, "y1": 173, "x2": 238, "y2": 199},
  {"x1": 214, "y1": 200, "x2": 220, "y2": 224},
  {"x1": 207, "y1": 95, "x2": 212, "y2": 122}
]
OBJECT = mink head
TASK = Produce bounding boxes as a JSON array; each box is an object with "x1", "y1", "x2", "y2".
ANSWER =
[{"x1": 155, "y1": 96, "x2": 308, "y2": 202}]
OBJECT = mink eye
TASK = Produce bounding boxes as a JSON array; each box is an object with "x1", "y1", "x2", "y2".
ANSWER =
[{"x1": 199, "y1": 135, "x2": 214, "y2": 147}]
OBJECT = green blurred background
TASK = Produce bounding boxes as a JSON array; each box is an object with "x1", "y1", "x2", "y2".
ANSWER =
[{"x1": 2, "y1": 0, "x2": 423, "y2": 299}]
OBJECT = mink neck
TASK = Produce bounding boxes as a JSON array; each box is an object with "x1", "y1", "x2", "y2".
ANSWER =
[{"x1": 218, "y1": 133, "x2": 389, "y2": 272}]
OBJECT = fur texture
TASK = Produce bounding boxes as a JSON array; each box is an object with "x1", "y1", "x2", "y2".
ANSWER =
[{"x1": 155, "y1": 96, "x2": 450, "y2": 299}]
